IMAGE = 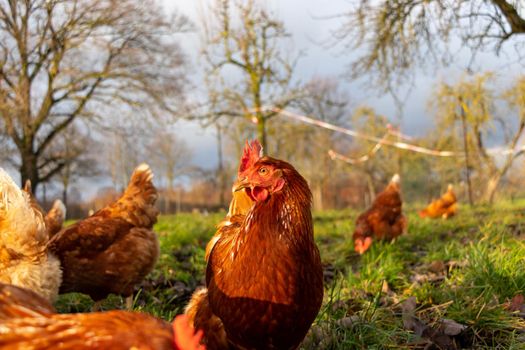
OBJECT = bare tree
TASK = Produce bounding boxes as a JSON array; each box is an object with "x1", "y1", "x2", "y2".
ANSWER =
[
  {"x1": 432, "y1": 73, "x2": 525, "y2": 203},
  {"x1": 335, "y1": 1, "x2": 525, "y2": 89},
  {"x1": 277, "y1": 77, "x2": 350, "y2": 210},
  {"x1": 148, "y1": 130, "x2": 192, "y2": 191},
  {"x1": 44, "y1": 123, "x2": 100, "y2": 206},
  {"x1": 105, "y1": 128, "x2": 146, "y2": 191},
  {"x1": 349, "y1": 106, "x2": 400, "y2": 201},
  {"x1": 200, "y1": 0, "x2": 301, "y2": 151},
  {"x1": 0, "y1": 0, "x2": 189, "y2": 191}
]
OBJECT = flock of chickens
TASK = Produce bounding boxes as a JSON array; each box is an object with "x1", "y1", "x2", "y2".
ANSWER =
[{"x1": 0, "y1": 140, "x2": 458, "y2": 349}]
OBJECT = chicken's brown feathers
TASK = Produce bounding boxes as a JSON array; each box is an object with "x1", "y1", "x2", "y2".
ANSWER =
[
  {"x1": 96, "y1": 163, "x2": 158, "y2": 228},
  {"x1": 47, "y1": 163, "x2": 160, "y2": 301},
  {"x1": 353, "y1": 176, "x2": 407, "y2": 254},
  {"x1": 49, "y1": 220, "x2": 159, "y2": 300},
  {"x1": 188, "y1": 151, "x2": 324, "y2": 349},
  {"x1": 0, "y1": 310, "x2": 174, "y2": 350},
  {"x1": 21, "y1": 179, "x2": 46, "y2": 219},
  {"x1": 0, "y1": 283, "x2": 55, "y2": 320},
  {"x1": 419, "y1": 185, "x2": 457, "y2": 219},
  {"x1": 0, "y1": 283, "x2": 209, "y2": 350},
  {"x1": 45, "y1": 199, "x2": 66, "y2": 238},
  {"x1": 185, "y1": 288, "x2": 228, "y2": 349}
]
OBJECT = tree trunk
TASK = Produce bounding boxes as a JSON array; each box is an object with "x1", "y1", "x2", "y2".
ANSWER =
[
  {"x1": 62, "y1": 186, "x2": 68, "y2": 208},
  {"x1": 216, "y1": 124, "x2": 226, "y2": 208},
  {"x1": 484, "y1": 173, "x2": 502, "y2": 204},
  {"x1": 313, "y1": 182, "x2": 323, "y2": 211},
  {"x1": 365, "y1": 172, "x2": 376, "y2": 206},
  {"x1": 257, "y1": 117, "x2": 267, "y2": 153},
  {"x1": 61, "y1": 168, "x2": 70, "y2": 207},
  {"x1": 19, "y1": 151, "x2": 39, "y2": 193},
  {"x1": 459, "y1": 102, "x2": 474, "y2": 206}
]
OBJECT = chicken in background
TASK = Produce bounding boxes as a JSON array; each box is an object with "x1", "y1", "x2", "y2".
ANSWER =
[
  {"x1": 353, "y1": 174, "x2": 407, "y2": 255},
  {"x1": 0, "y1": 282, "x2": 205, "y2": 350},
  {"x1": 186, "y1": 140, "x2": 324, "y2": 350},
  {"x1": 0, "y1": 169, "x2": 62, "y2": 302},
  {"x1": 419, "y1": 184, "x2": 457, "y2": 219},
  {"x1": 45, "y1": 199, "x2": 66, "y2": 238},
  {"x1": 48, "y1": 163, "x2": 160, "y2": 309}
]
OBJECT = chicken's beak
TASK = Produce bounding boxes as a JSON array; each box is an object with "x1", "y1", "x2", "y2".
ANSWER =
[{"x1": 232, "y1": 177, "x2": 251, "y2": 193}]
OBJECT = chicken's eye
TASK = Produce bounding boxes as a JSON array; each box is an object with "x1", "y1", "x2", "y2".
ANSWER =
[{"x1": 258, "y1": 167, "x2": 269, "y2": 175}]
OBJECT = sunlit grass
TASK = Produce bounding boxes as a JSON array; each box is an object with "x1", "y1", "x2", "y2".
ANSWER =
[{"x1": 55, "y1": 202, "x2": 525, "y2": 348}]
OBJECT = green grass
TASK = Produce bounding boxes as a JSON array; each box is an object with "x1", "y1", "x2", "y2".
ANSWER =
[{"x1": 55, "y1": 203, "x2": 525, "y2": 349}]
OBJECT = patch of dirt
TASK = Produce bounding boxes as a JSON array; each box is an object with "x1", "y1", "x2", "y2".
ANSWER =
[
  {"x1": 322, "y1": 262, "x2": 345, "y2": 284},
  {"x1": 506, "y1": 223, "x2": 525, "y2": 237}
]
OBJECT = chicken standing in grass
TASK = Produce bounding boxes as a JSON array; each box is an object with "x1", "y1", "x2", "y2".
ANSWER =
[
  {"x1": 353, "y1": 174, "x2": 407, "y2": 254},
  {"x1": 0, "y1": 169, "x2": 62, "y2": 303},
  {"x1": 48, "y1": 163, "x2": 159, "y2": 309},
  {"x1": 419, "y1": 184, "x2": 457, "y2": 219},
  {"x1": 0, "y1": 282, "x2": 205, "y2": 350},
  {"x1": 186, "y1": 140, "x2": 324, "y2": 350}
]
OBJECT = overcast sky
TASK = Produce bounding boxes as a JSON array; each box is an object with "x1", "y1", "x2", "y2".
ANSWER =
[
  {"x1": 3, "y1": 1, "x2": 521, "y2": 201},
  {"x1": 165, "y1": 0, "x2": 523, "y2": 170}
]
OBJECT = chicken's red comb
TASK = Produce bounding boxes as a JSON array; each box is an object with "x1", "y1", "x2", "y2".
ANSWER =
[{"x1": 239, "y1": 140, "x2": 263, "y2": 175}]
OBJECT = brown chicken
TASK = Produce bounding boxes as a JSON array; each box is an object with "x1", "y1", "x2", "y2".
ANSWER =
[
  {"x1": 0, "y1": 169, "x2": 62, "y2": 302},
  {"x1": 186, "y1": 140, "x2": 324, "y2": 350},
  {"x1": 419, "y1": 184, "x2": 457, "y2": 219},
  {"x1": 45, "y1": 199, "x2": 66, "y2": 237},
  {"x1": 0, "y1": 282, "x2": 205, "y2": 350},
  {"x1": 353, "y1": 174, "x2": 407, "y2": 255},
  {"x1": 48, "y1": 163, "x2": 159, "y2": 307}
]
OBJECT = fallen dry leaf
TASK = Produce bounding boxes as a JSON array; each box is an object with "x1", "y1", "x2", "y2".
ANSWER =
[
  {"x1": 508, "y1": 294, "x2": 525, "y2": 313},
  {"x1": 336, "y1": 315, "x2": 360, "y2": 329},
  {"x1": 401, "y1": 297, "x2": 428, "y2": 337},
  {"x1": 381, "y1": 280, "x2": 391, "y2": 294},
  {"x1": 429, "y1": 260, "x2": 446, "y2": 273},
  {"x1": 401, "y1": 297, "x2": 464, "y2": 349},
  {"x1": 439, "y1": 318, "x2": 467, "y2": 336}
]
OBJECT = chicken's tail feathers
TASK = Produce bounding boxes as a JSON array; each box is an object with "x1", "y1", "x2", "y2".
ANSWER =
[
  {"x1": 185, "y1": 288, "x2": 228, "y2": 349},
  {"x1": 184, "y1": 288, "x2": 207, "y2": 327},
  {"x1": 45, "y1": 199, "x2": 67, "y2": 237},
  {"x1": 127, "y1": 163, "x2": 158, "y2": 207},
  {"x1": 22, "y1": 179, "x2": 46, "y2": 216},
  {"x1": 111, "y1": 163, "x2": 159, "y2": 227},
  {"x1": 23, "y1": 179, "x2": 32, "y2": 193},
  {"x1": 50, "y1": 199, "x2": 66, "y2": 221},
  {"x1": 391, "y1": 173, "x2": 400, "y2": 184}
]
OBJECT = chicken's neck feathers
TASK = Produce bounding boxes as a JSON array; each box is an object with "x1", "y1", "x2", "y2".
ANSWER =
[{"x1": 241, "y1": 173, "x2": 313, "y2": 247}]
